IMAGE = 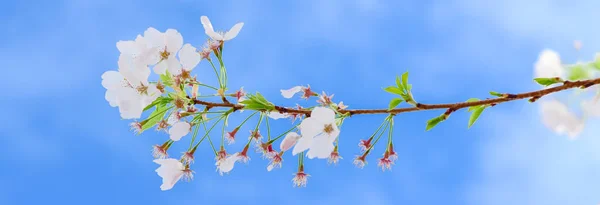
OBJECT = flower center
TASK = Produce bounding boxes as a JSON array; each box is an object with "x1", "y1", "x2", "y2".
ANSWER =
[
  {"x1": 136, "y1": 85, "x2": 149, "y2": 95},
  {"x1": 323, "y1": 124, "x2": 334, "y2": 134},
  {"x1": 160, "y1": 48, "x2": 170, "y2": 60}
]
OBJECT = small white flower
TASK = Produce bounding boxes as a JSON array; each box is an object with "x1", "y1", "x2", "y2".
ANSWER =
[
  {"x1": 153, "y1": 158, "x2": 192, "y2": 191},
  {"x1": 144, "y1": 27, "x2": 183, "y2": 75},
  {"x1": 280, "y1": 132, "x2": 301, "y2": 152},
  {"x1": 582, "y1": 100, "x2": 600, "y2": 117},
  {"x1": 200, "y1": 16, "x2": 244, "y2": 41},
  {"x1": 268, "y1": 111, "x2": 289, "y2": 120},
  {"x1": 116, "y1": 35, "x2": 158, "y2": 66},
  {"x1": 178, "y1": 43, "x2": 201, "y2": 71},
  {"x1": 540, "y1": 100, "x2": 584, "y2": 139},
  {"x1": 281, "y1": 86, "x2": 303, "y2": 99},
  {"x1": 534, "y1": 50, "x2": 564, "y2": 79},
  {"x1": 216, "y1": 153, "x2": 241, "y2": 175},
  {"x1": 169, "y1": 122, "x2": 191, "y2": 141},
  {"x1": 292, "y1": 107, "x2": 340, "y2": 157}
]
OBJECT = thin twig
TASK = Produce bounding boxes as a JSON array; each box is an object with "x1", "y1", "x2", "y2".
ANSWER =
[{"x1": 193, "y1": 78, "x2": 600, "y2": 115}]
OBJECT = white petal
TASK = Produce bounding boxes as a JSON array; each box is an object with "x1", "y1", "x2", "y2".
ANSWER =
[
  {"x1": 207, "y1": 31, "x2": 224, "y2": 41},
  {"x1": 299, "y1": 117, "x2": 322, "y2": 139},
  {"x1": 105, "y1": 90, "x2": 118, "y2": 107},
  {"x1": 179, "y1": 44, "x2": 200, "y2": 70},
  {"x1": 292, "y1": 136, "x2": 312, "y2": 155},
  {"x1": 116, "y1": 40, "x2": 136, "y2": 55},
  {"x1": 165, "y1": 29, "x2": 183, "y2": 53},
  {"x1": 101, "y1": 71, "x2": 123, "y2": 90},
  {"x1": 153, "y1": 61, "x2": 168, "y2": 75},
  {"x1": 200, "y1": 16, "x2": 215, "y2": 35},
  {"x1": 280, "y1": 86, "x2": 303, "y2": 98},
  {"x1": 153, "y1": 158, "x2": 185, "y2": 191},
  {"x1": 534, "y1": 50, "x2": 563, "y2": 79},
  {"x1": 267, "y1": 164, "x2": 274, "y2": 172},
  {"x1": 582, "y1": 100, "x2": 600, "y2": 117},
  {"x1": 280, "y1": 132, "x2": 301, "y2": 152},
  {"x1": 306, "y1": 135, "x2": 334, "y2": 159},
  {"x1": 311, "y1": 107, "x2": 336, "y2": 124},
  {"x1": 540, "y1": 100, "x2": 584, "y2": 138},
  {"x1": 217, "y1": 154, "x2": 240, "y2": 174},
  {"x1": 144, "y1": 27, "x2": 164, "y2": 48},
  {"x1": 166, "y1": 56, "x2": 182, "y2": 75},
  {"x1": 268, "y1": 111, "x2": 289, "y2": 120},
  {"x1": 169, "y1": 122, "x2": 191, "y2": 141},
  {"x1": 223, "y1": 22, "x2": 244, "y2": 41}
]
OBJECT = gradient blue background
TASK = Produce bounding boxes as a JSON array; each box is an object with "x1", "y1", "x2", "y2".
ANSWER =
[{"x1": 2, "y1": 0, "x2": 600, "y2": 204}]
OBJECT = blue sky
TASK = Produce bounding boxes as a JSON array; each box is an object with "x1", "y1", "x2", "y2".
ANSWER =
[{"x1": 2, "y1": 0, "x2": 600, "y2": 204}]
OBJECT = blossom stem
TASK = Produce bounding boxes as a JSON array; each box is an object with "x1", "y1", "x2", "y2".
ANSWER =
[
  {"x1": 192, "y1": 78, "x2": 600, "y2": 116},
  {"x1": 267, "y1": 124, "x2": 299, "y2": 144},
  {"x1": 208, "y1": 59, "x2": 222, "y2": 88},
  {"x1": 238, "y1": 111, "x2": 259, "y2": 129},
  {"x1": 366, "y1": 120, "x2": 390, "y2": 153},
  {"x1": 203, "y1": 121, "x2": 218, "y2": 156},
  {"x1": 265, "y1": 114, "x2": 271, "y2": 141},
  {"x1": 188, "y1": 123, "x2": 201, "y2": 149},
  {"x1": 193, "y1": 116, "x2": 224, "y2": 148}
]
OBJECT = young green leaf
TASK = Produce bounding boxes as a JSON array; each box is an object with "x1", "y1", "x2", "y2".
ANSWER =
[
  {"x1": 568, "y1": 65, "x2": 589, "y2": 81},
  {"x1": 383, "y1": 86, "x2": 403, "y2": 95},
  {"x1": 388, "y1": 98, "x2": 403, "y2": 110},
  {"x1": 401, "y1": 72, "x2": 409, "y2": 89},
  {"x1": 160, "y1": 70, "x2": 174, "y2": 87},
  {"x1": 395, "y1": 76, "x2": 402, "y2": 88},
  {"x1": 466, "y1": 98, "x2": 481, "y2": 112},
  {"x1": 141, "y1": 104, "x2": 170, "y2": 131},
  {"x1": 534, "y1": 77, "x2": 563, "y2": 86},
  {"x1": 143, "y1": 96, "x2": 172, "y2": 112},
  {"x1": 468, "y1": 106, "x2": 486, "y2": 128},
  {"x1": 426, "y1": 115, "x2": 445, "y2": 131},
  {"x1": 489, "y1": 91, "x2": 504, "y2": 97}
]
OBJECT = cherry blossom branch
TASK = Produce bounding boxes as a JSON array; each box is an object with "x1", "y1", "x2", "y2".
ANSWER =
[{"x1": 193, "y1": 77, "x2": 600, "y2": 116}]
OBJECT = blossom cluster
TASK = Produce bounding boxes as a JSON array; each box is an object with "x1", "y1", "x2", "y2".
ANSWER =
[
  {"x1": 102, "y1": 16, "x2": 599, "y2": 191},
  {"x1": 534, "y1": 46, "x2": 600, "y2": 139}
]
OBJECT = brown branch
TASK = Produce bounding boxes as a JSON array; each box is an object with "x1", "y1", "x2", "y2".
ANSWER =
[{"x1": 193, "y1": 78, "x2": 600, "y2": 116}]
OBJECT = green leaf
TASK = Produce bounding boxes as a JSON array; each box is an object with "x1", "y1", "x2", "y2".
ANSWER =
[
  {"x1": 388, "y1": 98, "x2": 403, "y2": 110},
  {"x1": 534, "y1": 77, "x2": 563, "y2": 86},
  {"x1": 466, "y1": 98, "x2": 481, "y2": 112},
  {"x1": 395, "y1": 76, "x2": 402, "y2": 88},
  {"x1": 401, "y1": 72, "x2": 409, "y2": 89},
  {"x1": 143, "y1": 96, "x2": 172, "y2": 111},
  {"x1": 568, "y1": 65, "x2": 589, "y2": 81},
  {"x1": 426, "y1": 115, "x2": 445, "y2": 131},
  {"x1": 593, "y1": 59, "x2": 600, "y2": 71},
  {"x1": 383, "y1": 86, "x2": 403, "y2": 95},
  {"x1": 468, "y1": 106, "x2": 486, "y2": 128},
  {"x1": 160, "y1": 70, "x2": 174, "y2": 87},
  {"x1": 489, "y1": 91, "x2": 503, "y2": 97},
  {"x1": 239, "y1": 92, "x2": 275, "y2": 111},
  {"x1": 141, "y1": 104, "x2": 170, "y2": 131}
]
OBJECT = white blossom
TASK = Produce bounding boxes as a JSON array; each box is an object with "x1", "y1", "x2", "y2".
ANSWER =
[
  {"x1": 200, "y1": 16, "x2": 244, "y2": 41},
  {"x1": 292, "y1": 107, "x2": 340, "y2": 158},
  {"x1": 540, "y1": 100, "x2": 584, "y2": 139},
  {"x1": 169, "y1": 122, "x2": 191, "y2": 141},
  {"x1": 153, "y1": 158, "x2": 190, "y2": 191},
  {"x1": 144, "y1": 27, "x2": 183, "y2": 75},
  {"x1": 216, "y1": 153, "x2": 241, "y2": 175},
  {"x1": 534, "y1": 50, "x2": 564, "y2": 79},
  {"x1": 268, "y1": 111, "x2": 289, "y2": 120}
]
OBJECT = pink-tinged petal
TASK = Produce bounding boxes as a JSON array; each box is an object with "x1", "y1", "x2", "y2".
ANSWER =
[
  {"x1": 144, "y1": 27, "x2": 164, "y2": 48},
  {"x1": 179, "y1": 44, "x2": 200, "y2": 70},
  {"x1": 105, "y1": 90, "x2": 118, "y2": 107},
  {"x1": 223, "y1": 22, "x2": 244, "y2": 41},
  {"x1": 169, "y1": 122, "x2": 191, "y2": 141},
  {"x1": 280, "y1": 132, "x2": 301, "y2": 152},
  {"x1": 165, "y1": 29, "x2": 183, "y2": 53},
  {"x1": 207, "y1": 31, "x2": 223, "y2": 41},
  {"x1": 540, "y1": 100, "x2": 584, "y2": 139},
  {"x1": 292, "y1": 136, "x2": 312, "y2": 155},
  {"x1": 281, "y1": 86, "x2": 303, "y2": 98},
  {"x1": 200, "y1": 16, "x2": 215, "y2": 35},
  {"x1": 582, "y1": 100, "x2": 600, "y2": 117},
  {"x1": 310, "y1": 107, "x2": 336, "y2": 124},
  {"x1": 153, "y1": 158, "x2": 186, "y2": 191}
]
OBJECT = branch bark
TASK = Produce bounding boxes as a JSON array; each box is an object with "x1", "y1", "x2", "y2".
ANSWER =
[{"x1": 193, "y1": 78, "x2": 600, "y2": 116}]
